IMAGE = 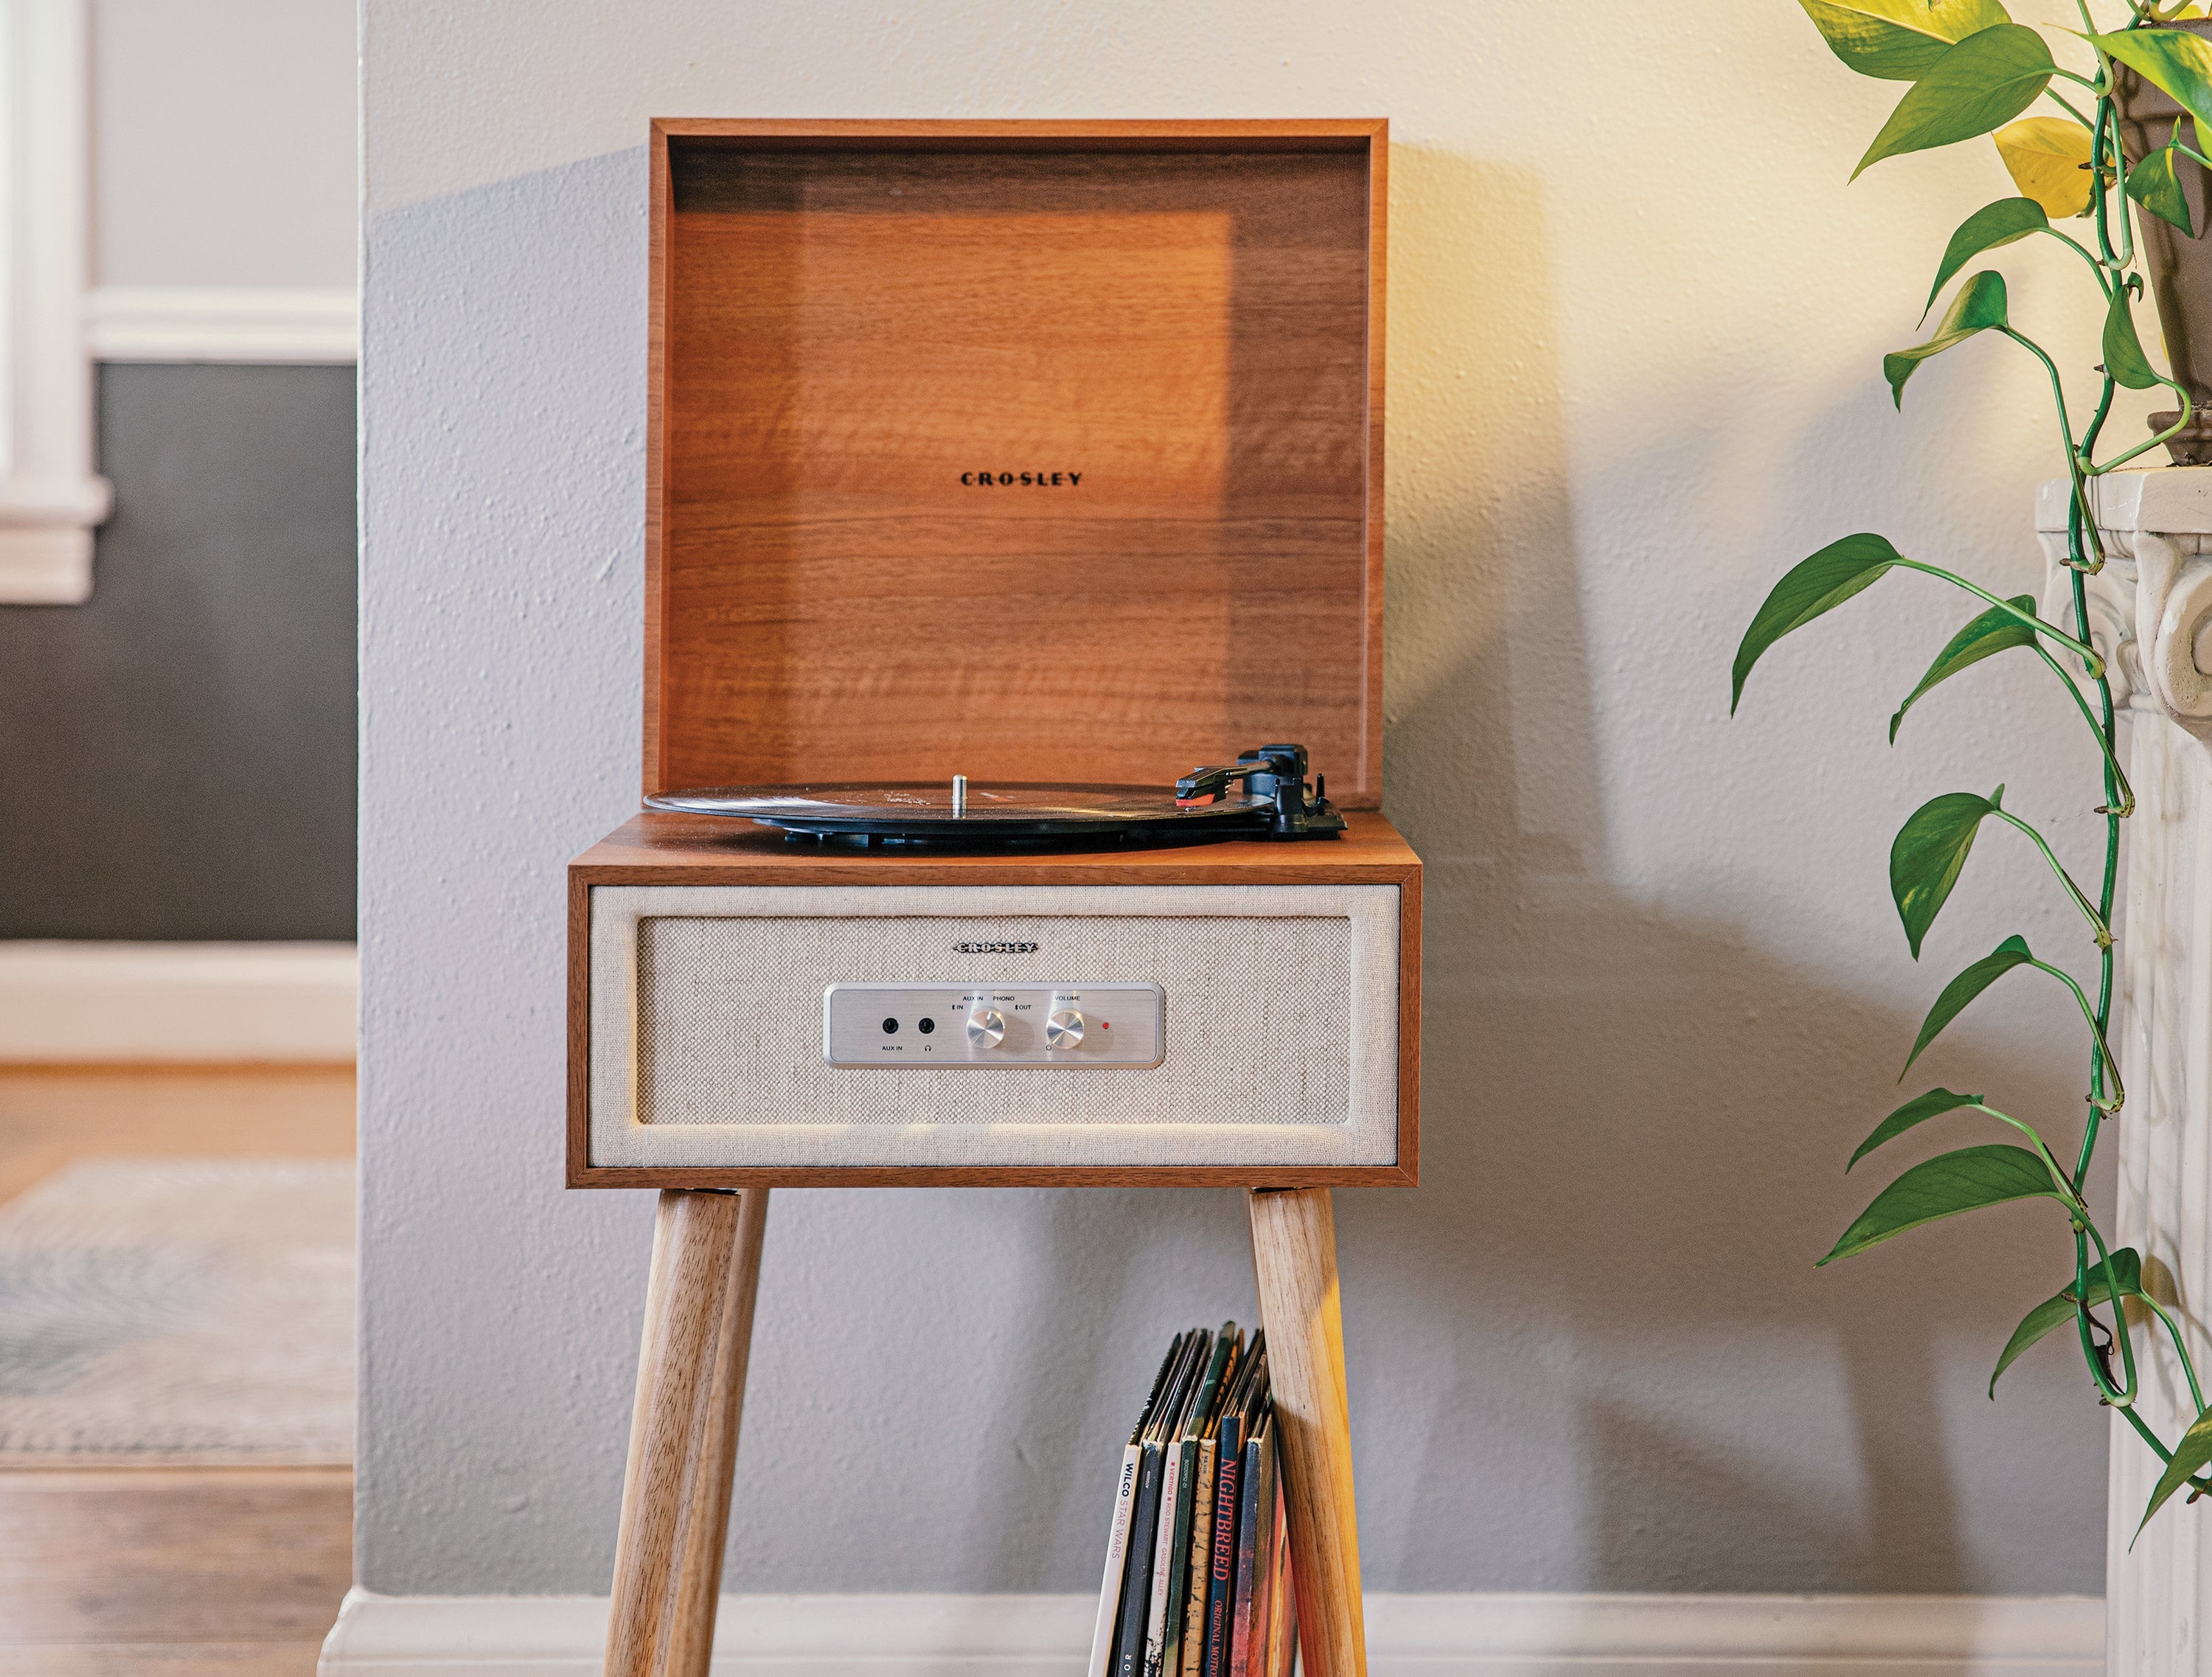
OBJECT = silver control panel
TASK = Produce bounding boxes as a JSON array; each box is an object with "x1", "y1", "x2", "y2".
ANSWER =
[{"x1": 823, "y1": 981, "x2": 1165, "y2": 1068}]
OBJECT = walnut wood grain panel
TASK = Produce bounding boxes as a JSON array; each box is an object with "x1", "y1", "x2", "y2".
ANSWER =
[
  {"x1": 1394, "y1": 859, "x2": 1421, "y2": 1186},
  {"x1": 571, "y1": 1163, "x2": 1416, "y2": 1189},
  {"x1": 655, "y1": 119, "x2": 1387, "y2": 151},
  {"x1": 572, "y1": 808, "x2": 1419, "y2": 884},
  {"x1": 1361, "y1": 138, "x2": 1386, "y2": 796},
  {"x1": 644, "y1": 131, "x2": 674, "y2": 813},
  {"x1": 644, "y1": 122, "x2": 1383, "y2": 806},
  {"x1": 569, "y1": 869, "x2": 596, "y2": 1205}
]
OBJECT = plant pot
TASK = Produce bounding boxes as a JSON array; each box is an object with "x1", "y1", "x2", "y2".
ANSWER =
[{"x1": 2113, "y1": 18, "x2": 2212, "y2": 464}]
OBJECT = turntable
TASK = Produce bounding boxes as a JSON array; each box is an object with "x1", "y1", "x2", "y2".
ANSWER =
[
  {"x1": 643, "y1": 743, "x2": 1350, "y2": 846},
  {"x1": 573, "y1": 118, "x2": 1416, "y2": 1189},
  {"x1": 575, "y1": 119, "x2": 1411, "y2": 1677}
]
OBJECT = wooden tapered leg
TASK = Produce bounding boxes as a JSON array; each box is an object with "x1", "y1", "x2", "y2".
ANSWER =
[
  {"x1": 605, "y1": 1189, "x2": 770, "y2": 1677},
  {"x1": 1248, "y1": 1187, "x2": 1365, "y2": 1677}
]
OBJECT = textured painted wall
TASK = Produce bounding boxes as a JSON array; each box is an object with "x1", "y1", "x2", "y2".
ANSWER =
[
  {"x1": 361, "y1": 1, "x2": 2140, "y2": 1596},
  {"x1": 0, "y1": 365, "x2": 356, "y2": 940}
]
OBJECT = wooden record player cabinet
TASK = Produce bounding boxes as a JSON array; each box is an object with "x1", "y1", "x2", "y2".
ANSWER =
[{"x1": 571, "y1": 119, "x2": 1413, "y2": 1677}]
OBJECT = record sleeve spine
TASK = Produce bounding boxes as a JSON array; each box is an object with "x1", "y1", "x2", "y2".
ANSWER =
[
  {"x1": 1178, "y1": 1432, "x2": 1218, "y2": 1677},
  {"x1": 1087, "y1": 1445, "x2": 1143, "y2": 1677},
  {"x1": 1200, "y1": 1411, "x2": 1243, "y2": 1677}
]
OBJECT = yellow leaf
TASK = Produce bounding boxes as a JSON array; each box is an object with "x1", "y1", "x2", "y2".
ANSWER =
[{"x1": 1993, "y1": 117, "x2": 2095, "y2": 218}]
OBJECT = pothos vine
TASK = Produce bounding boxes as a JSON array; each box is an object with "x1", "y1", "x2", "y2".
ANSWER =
[{"x1": 1737, "y1": 0, "x2": 2212, "y2": 1532}]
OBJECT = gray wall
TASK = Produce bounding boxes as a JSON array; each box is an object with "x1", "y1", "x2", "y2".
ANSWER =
[
  {"x1": 92, "y1": 0, "x2": 356, "y2": 289},
  {"x1": 0, "y1": 364, "x2": 356, "y2": 940},
  {"x1": 361, "y1": 0, "x2": 2124, "y2": 1599}
]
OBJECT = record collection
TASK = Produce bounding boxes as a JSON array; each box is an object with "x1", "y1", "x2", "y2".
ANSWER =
[{"x1": 1088, "y1": 1325, "x2": 1297, "y2": 1677}]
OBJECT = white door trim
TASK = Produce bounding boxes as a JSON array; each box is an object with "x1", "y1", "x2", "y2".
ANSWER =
[
  {"x1": 0, "y1": 0, "x2": 111, "y2": 604},
  {"x1": 83, "y1": 285, "x2": 359, "y2": 363}
]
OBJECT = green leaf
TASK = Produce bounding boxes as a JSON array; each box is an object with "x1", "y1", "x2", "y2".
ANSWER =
[
  {"x1": 1854, "y1": 25, "x2": 2056, "y2": 178},
  {"x1": 1799, "y1": 0, "x2": 2011, "y2": 79},
  {"x1": 1731, "y1": 533, "x2": 1901, "y2": 712},
  {"x1": 2141, "y1": 1403, "x2": 2212, "y2": 1535},
  {"x1": 2074, "y1": 1246, "x2": 2146, "y2": 1303},
  {"x1": 1891, "y1": 595, "x2": 2038, "y2": 741},
  {"x1": 1901, "y1": 933, "x2": 2034, "y2": 1077},
  {"x1": 1819, "y1": 1142, "x2": 2068, "y2": 1265},
  {"x1": 2093, "y1": 27, "x2": 2212, "y2": 139},
  {"x1": 1885, "y1": 796, "x2": 2008, "y2": 965},
  {"x1": 1891, "y1": 790, "x2": 1999, "y2": 958},
  {"x1": 1924, "y1": 199, "x2": 2047, "y2": 321},
  {"x1": 2106, "y1": 284, "x2": 2163, "y2": 390},
  {"x1": 1850, "y1": 1087, "x2": 1984, "y2": 1170},
  {"x1": 1989, "y1": 1249, "x2": 2146, "y2": 1398},
  {"x1": 2126, "y1": 127, "x2": 2197, "y2": 235},
  {"x1": 1885, "y1": 270, "x2": 2009, "y2": 408},
  {"x1": 1989, "y1": 1292, "x2": 2082, "y2": 1395}
]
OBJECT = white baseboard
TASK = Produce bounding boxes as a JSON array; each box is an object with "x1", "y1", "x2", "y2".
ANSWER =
[
  {"x1": 316, "y1": 1589, "x2": 2104, "y2": 1676},
  {"x1": 83, "y1": 285, "x2": 359, "y2": 363},
  {"x1": 0, "y1": 941, "x2": 357, "y2": 1063}
]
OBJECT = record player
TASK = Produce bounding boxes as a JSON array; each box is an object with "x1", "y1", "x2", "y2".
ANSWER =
[
  {"x1": 568, "y1": 117, "x2": 1419, "y2": 1190},
  {"x1": 577, "y1": 121, "x2": 1411, "y2": 1677}
]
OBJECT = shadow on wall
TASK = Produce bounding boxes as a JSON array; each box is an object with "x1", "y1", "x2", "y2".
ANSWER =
[
  {"x1": 354, "y1": 145, "x2": 2107, "y2": 1604},
  {"x1": 779, "y1": 148, "x2": 2104, "y2": 1597},
  {"x1": 1342, "y1": 146, "x2": 2098, "y2": 1595}
]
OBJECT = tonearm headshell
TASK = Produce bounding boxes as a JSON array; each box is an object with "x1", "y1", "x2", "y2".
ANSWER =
[{"x1": 1174, "y1": 743, "x2": 1347, "y2": 840}]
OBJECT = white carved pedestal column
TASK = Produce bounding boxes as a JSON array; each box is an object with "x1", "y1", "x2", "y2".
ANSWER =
[{"x1": 2042, "y1": 468, "x2": 2212, "y2": 1674}]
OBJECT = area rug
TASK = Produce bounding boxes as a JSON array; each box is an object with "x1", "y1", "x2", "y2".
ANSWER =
[{"x1": 0, "y1": 1159, "x2": 353, "y2": 1465}]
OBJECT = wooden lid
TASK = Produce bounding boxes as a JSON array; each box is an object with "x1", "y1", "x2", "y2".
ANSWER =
[{"x1": 644, "y1": 119, "x2": 1387, "y2": 807}]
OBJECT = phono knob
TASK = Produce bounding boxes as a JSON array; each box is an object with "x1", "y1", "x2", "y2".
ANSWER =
[
  {"x1": 967, "y1": 1007, "x2": 1006, "y2": 1049},
  {"x1": 1046, "y1": 1008, "x2": 1085, "y2": 1049}
]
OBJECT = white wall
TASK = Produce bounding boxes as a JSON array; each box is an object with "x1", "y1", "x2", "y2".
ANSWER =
[
  {"x1": 92, "y1": 0, "x2": 354, "y2": 289},
  {"x1": 360, "y1": 0, "x2": 2146, "y2": 1597}
]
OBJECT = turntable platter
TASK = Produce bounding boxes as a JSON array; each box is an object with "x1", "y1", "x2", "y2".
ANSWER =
[
  {"x1": 644, "y1": 781, "x2": 1274, "y2": 841},
  {"x1": 644, "y1": 745, "x2": 1347, "y2": 847}
]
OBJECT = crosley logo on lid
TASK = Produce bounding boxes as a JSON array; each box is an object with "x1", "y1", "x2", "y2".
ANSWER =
[{"x1": 953, "y1": 940, "x2": 1039, "y2": 954}]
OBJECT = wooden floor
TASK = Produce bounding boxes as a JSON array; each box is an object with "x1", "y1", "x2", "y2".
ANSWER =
[{"x1": 0, "y1": 1067, "x2": 356, "y2": 1677}]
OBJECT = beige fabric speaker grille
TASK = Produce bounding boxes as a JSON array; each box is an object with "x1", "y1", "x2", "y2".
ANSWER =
[{"x1": 588, "y1": 883, "x2": 1399, "y2": 1170}]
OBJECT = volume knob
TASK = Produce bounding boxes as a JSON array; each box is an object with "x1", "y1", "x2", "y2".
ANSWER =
[
  {"x1": 1046, "y1": 1008, "x2": 1085, "y2": 1049},
  {"x1": 967, "y1": 1007, "x2": 1006, "y2": 1049}
]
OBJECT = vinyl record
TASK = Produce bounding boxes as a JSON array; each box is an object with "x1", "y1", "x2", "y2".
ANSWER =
[{"x1": 644, "y1": 781, "x2": 1275, "y2": 842}]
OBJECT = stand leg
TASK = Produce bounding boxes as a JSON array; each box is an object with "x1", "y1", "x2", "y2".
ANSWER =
[
  {"x1": 1248, "y1": 1187, "x2": 1365, "y2": 1677},
  {"x1": 605, "y1": 1189, "x2": 771, "y2": 1677}
]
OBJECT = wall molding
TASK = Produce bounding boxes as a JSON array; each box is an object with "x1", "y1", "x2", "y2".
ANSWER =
[
  {"x1": 83, "y1": 285, "x2": 360, "y2": 364},
  {"x1": 0, "y1": 0, "x2": 111, "y2": 604},
  {"x1": 316, "y1": 1589, "x2": 2104, "y2": 1676},
  {"x1": 0, "y1": 940, "x2": 357, "y2": 1063}
]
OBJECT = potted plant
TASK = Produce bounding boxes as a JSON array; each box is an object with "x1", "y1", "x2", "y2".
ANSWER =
[
  {"x1": 2111, "y1": 15, "x2": 2212, "y2": 459},
  {"x1": 1736, "y1": 0, "x2": 2212, "y2": 1532}
]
